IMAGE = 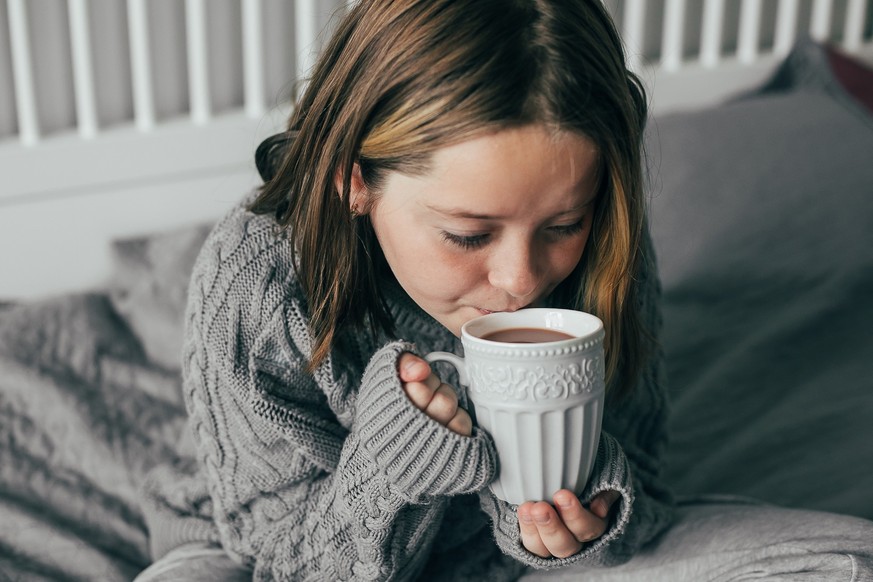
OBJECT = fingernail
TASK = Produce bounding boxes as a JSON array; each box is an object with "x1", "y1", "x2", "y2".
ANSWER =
[
  {"x1": 534, "y1": 513, "x2": 550, "y2": 525},
  {"x1": 556, "y1": 494, "x2": 574, "y2": 509}
]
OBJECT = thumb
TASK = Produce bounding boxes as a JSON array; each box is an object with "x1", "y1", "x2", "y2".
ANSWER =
[{"x1": 590, "y1": 490, "x2": 621, "y2": 519}]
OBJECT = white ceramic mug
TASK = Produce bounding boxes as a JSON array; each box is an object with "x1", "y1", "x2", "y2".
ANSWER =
[{"x1": 426, "y1": 308, "x2": 605, "y2": 505}]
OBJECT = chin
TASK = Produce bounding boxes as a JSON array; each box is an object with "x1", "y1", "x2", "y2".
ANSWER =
[
  {"x1": 429, "y1": 306, "x2": 481, "y2": 337},
  {"x1": 447, "y1": 317, "x2": 466, "y2": 335},
  {"x1": 441, "y1": 316, "x2": 469, "y2": 338},
  {"x1": 451, "y1": 310, "x2": 483, "y2": 336}
]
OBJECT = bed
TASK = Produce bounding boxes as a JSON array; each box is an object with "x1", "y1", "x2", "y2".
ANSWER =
[{"x1": 1, "y1": 1, "x2": 873, "y2": 580}]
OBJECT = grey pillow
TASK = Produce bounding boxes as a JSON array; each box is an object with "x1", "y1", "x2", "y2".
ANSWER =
[
  {"x1": 108, "y1": 223, "x2": 212, "y2": 370},
  {"x1": 647, "y1": 39, "x2": 873, "y2": 517},
  {"x1": 648, "y1": 39, "x2": 873, "y2": 290}
]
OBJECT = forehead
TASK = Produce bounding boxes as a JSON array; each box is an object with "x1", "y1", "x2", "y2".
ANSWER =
[
  {"x1": 400, "y1": 125, "x2": 601, "y2": 210},
  {"x1": 433, "y1": 125, "x2": 597, "y2": 171}
]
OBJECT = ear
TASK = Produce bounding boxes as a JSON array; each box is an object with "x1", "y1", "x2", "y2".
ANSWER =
[{"x1": 334, "y1": 162, "x2": 369, "y2": 215}]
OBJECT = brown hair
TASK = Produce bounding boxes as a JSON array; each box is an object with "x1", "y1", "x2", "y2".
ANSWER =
[{"x1": 250, "y1": 0, "x2": 651, "y2": 398}]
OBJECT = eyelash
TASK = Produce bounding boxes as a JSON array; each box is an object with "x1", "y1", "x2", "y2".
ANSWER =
[
  {"x1": 441, "y1": 232, "x2": 489, "y2": 249},
  {"x1": 441, "y1": 218, "x2": 587, "y2": 250}
]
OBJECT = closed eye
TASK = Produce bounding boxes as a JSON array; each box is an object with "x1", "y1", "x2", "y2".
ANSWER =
[
  {"x1": 547, "y1": 218, "x2": 587, "y2": 239},
  {"x1": 441, "y1": 231, "x2": 489, "y2": 249},
  {"x1": 441, "y1": 217, "x2": 587, "y2": 250}
]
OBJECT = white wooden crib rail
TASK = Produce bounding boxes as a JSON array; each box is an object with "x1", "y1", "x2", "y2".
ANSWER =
[
  {"x1": 616, "y1": 0, "x2": 873, "y2": 111},
  {"x1": 1, "y1": 0, "x2": 872, "y2": 300},
  {"x1": 3, "y1": 0, "x2": 354, "y2": 145}
]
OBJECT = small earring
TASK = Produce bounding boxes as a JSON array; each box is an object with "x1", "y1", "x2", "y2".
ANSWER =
[{"x1": 350, "y1": 206, "x2": 360, "y2": 219}]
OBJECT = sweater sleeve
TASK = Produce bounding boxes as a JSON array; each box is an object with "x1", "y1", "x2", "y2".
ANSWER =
[
  {"x1": 185, "y1": 298, "x2": 497, "y2": 581},
  {"x1": 176, "y1": 206, "x2": 497, "y2": 580},
  {"x1": 477, "y1": 230, "x2": 674, "y2": 570}
]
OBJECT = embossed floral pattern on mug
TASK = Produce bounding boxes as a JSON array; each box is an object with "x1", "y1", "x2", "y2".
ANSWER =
[{"x1": 467, "y1": 357, "x2": 604, "y2": 401}]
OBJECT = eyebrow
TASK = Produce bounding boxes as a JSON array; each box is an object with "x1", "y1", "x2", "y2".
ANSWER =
[{"x1": 425, "y1": 200, "x2": 595, "y2": 220}]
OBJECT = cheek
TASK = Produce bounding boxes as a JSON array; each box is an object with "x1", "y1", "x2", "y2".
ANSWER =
[
  {"x1": 418, "y1": 245, "x2": 484, "y2": 293},
  {"x1": 552, "y1": 235, "x2": 590, "y2": 277},
  {"x1": 374, "y1": 217, "x2": 481, "y2": 293}
]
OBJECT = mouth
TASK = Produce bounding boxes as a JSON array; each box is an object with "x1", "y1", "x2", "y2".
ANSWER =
[{"x1": 475, "y1": 306, "x2": 526, "y2": 315}]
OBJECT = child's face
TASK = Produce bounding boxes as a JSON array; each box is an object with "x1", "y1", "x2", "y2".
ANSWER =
[{"x1": 366, "y1": 124, "x2": 600, "y2": 337}]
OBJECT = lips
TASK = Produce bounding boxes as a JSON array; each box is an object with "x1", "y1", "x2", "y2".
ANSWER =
[{"x1": 475, "y1": 305, "x2": 527, "y2": 315}]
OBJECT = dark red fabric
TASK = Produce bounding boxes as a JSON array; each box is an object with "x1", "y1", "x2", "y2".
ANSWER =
[{"x1": 826, "y1": 44, "x2": 873, "y2": 114}]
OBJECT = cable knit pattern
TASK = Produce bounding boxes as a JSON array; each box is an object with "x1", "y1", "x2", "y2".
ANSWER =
[
  {"x1": 355, "y1": 342, "x2": 497, "y2": 503},
  {"x1": 139, "y1": 193, "x2": 674, "y2": 580}
]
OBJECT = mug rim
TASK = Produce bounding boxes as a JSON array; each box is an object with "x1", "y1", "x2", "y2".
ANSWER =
[{"x1": 461, "y1": 308, "x2": 604, "y2": 349}]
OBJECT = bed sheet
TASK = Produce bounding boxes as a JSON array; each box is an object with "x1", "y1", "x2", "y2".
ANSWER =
[{"x1": 0, "y1": 296, "x2": 187, "y2": 580}]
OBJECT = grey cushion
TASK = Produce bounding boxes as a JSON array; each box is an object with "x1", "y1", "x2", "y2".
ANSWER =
[{"x1": 108, "y1": 223, "x2": 212, "y2": 371}]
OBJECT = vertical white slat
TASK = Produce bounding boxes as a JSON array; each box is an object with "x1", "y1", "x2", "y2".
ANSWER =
[
  {"x1": 700, "y1": 0, "x2": 725, "y2": 67},
  {"x1": 242, "y1": 0, "x2": 265, "y2": 117},
  {"x1": 127, "y1": 0, "x2": 155, "y2": 131},
  {"x1": 622, "y1": 0, "x2": 646, "y2": 73},
  {"x1": 774, "y1": 0, "x2": 800, "y2": 56},
  {"x1": 737, "y1": 0, "x2": 762, "y2": 63},
  {"x1": 843, "y1": 0, "x2": 866, "y2": 51},
  {"x1": 7, "y1": 0, "x2": 40, "y2": 145},
  {"x1": 68, "y1": 0, "x2": 98, "y2": 138},
  {"x1": 810, "y1": 0, "x2": 833, "y2": 42},
  {"x1": 186, "y1": 0, "x2": 211, "y2": 123},
  {"x1": 295, "y1": 0, "x2": 319, "y2": 89},
  {"x1": 661, "y1": 0, "x2": 686, "y2": 72}
]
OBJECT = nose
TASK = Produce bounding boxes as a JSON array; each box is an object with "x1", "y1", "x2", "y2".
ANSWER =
[{"x1": 487, "y1": 239, "x2": 541, "y2": 299}]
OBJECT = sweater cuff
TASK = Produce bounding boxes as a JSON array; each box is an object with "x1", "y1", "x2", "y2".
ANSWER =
[
  {"x1": 354, "y1": 341, "x2": 497, "y2": 503},
  {"x1": 481, "y1": 431, "x2": 634, "y2": 570}
]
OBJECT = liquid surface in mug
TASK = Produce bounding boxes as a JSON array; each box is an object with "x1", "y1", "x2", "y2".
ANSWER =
[{"x1": 480, "y1": 327, "x2": 575, "y2": 343}]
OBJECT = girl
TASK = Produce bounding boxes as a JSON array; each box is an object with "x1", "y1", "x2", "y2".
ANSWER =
[{"x1": 137, "y1": 1, "x2": 873, "y2": 580}]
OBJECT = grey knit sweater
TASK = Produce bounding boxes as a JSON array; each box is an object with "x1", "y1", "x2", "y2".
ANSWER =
[{"x1": 140, "y1": 193, "x2": 674, "y2": 581}]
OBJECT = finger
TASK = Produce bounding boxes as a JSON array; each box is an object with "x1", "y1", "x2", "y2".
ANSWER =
[
  {"x1": 553, "y1": 489, "x2": 606, "y2": 544},
  {"x1": 517, "y1": 503, "x2": 550, "y2": 558},
  {"x1": 590, "y1": 490, "x2": 621, "y2": 520},
  {"x1": 424, "y1": 383, "x2": 459, "y2": 425},
  {"x1": 397, "y1": 353, "x2": 431, "y2": 383},
  {"x1": 403, "y1": 380, "x2": 435, "y2": 410},
  {"x1": 422, "y1": 371, "x2": 442, "y2": 392},
  {"x1": 530, "y1": 501, "x2": 583, "y2": 559},
  {"x1": 445, "y1": 408, "x2": 472, "y2": 436}
]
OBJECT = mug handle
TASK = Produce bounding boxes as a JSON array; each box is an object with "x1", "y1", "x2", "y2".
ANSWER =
[
  {"x1": 424, "y1": 352, "x2": 469, "y2": 387},
  {"x1": 425, "y1": 352, "x2": 479, "y2": 428}
]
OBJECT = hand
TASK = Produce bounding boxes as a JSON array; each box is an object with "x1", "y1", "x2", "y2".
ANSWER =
[
  {"x1": 398, "y1": 353, "x2": 472, "y2": 436},
  {"x1": 517, "y1": 489, "x2": 621, "y2": 558}
]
